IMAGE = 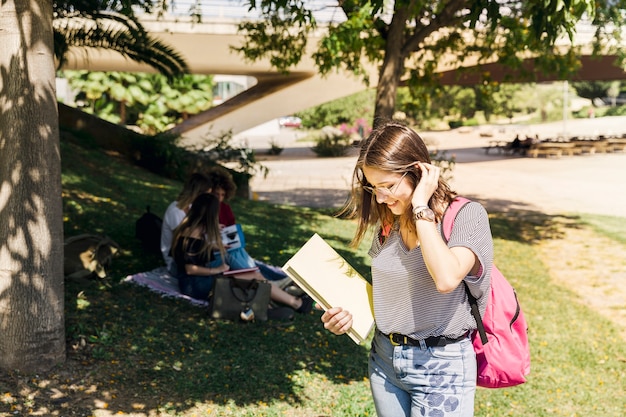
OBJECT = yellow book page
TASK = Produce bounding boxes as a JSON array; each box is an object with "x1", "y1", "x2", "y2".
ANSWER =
[{"x1": 282, "y1": 234, "x2": 374, "y2": 344}]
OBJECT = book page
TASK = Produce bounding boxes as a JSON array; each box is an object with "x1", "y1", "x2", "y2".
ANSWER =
[{"x1": 282, "y1": 233, "x2": 374, "y2": 345}]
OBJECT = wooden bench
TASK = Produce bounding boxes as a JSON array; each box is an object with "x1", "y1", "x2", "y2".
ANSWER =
[
  {"x1": 528, "y1": 142, "x2": 575, "y2": 158},
  {"x1": 528, "y1": 146, "x2": 562, "y2": 158},
  {"x1": 607, "y1": 138, "x2": 626, "y2": 152},
  {"x1": 571, "y1": 141, "x2": 596, "y2": 155}
]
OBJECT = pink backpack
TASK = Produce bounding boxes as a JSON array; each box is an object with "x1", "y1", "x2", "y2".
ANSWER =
[{"x1": 442, "y1": 197, "x2": 531, "y2": 388}]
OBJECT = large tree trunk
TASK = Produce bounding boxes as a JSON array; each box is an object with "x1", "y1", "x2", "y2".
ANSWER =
[
  {"x1": 0, "y1": 0, "x2": 65, "y2": 372},
  {"x1": 373, "y1": 7, "x2": 408, "y2": 127}
]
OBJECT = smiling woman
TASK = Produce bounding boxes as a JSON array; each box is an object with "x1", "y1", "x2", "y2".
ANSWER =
[{"x1": 323, "y1": 121, "x2": 496, "y2": 417}]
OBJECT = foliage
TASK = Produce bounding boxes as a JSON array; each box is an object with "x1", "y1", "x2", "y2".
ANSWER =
[
  {"x1": 603, "y1": 104, "x2": 626, "y2": 116},
  {"x1": 267, "y1": 139, "x2": 284, "y2": 155},
  {"x1": 61, "y1": 70, "x2": 215, "y2": 135},
  {"x1": 296, "y1": 89, "x2": 376, "y2": 129},
  {"x1": 234, "y1": 0, "x2": 612, "y2": 124},
  {"x1": 572, "y1": 81, "x2": 612, "y2": 105},
  {"x1": 310, "y1": 126, "x2": 354, "y2": 157},
  {"x1": 53, "y1": 0, "x2": 187, "y2": 77},
  {"x1": 196, "y1": 129, "x2": 269, "y2": 179}
]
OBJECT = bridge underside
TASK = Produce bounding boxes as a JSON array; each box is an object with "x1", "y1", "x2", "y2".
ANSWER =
[
  {"x1": 63, "y1": 26, "x2": 626, "y2": 145},
  {"x1": 437, "y1": 55, "x2": 626, "y2": 85}
]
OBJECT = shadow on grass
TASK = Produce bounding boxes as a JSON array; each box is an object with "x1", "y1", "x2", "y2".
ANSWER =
[{"x1": 61, "y1": 278, "x2": 369, "y2": 414}]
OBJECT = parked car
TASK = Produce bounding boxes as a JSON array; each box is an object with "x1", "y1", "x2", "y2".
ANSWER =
[{"x1": 279, "y1": 116, "x2": 302, "y2": 128}]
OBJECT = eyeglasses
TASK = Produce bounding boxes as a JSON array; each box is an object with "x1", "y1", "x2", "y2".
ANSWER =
[{"x1": 362, "y1": 171, "x2": 408, "y2": 198}]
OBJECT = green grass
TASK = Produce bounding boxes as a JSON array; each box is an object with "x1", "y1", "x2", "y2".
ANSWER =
[
  {"x1": 576, "y1": 213, "x2": 626, "y2": 245},
  {"x1": 1, "y1": 138, "x2": 625, "y2": 416}
]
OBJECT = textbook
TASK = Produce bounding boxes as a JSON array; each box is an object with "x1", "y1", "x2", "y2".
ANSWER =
[
  {"x1": 222, "y1": 267, "x2": 260, "y2": 276},
  {"x1": 282, "y1": 233, "x2": 375, "y2": 345},
  {"x1": 221, "y1": 224, "x2": 245, "y2": 251}
]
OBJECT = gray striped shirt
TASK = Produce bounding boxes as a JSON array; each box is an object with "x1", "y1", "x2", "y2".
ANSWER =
[{"x1": 368, "y1": 201, "x2": 493, "y2": 339}]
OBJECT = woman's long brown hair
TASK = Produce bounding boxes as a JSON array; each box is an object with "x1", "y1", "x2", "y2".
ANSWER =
[
  {"x1": 171, "y1": 193, "x2": 225, "y2": 262},
  {"x1": 339, "y1": 122, "x2": 456, "y2": 247}
]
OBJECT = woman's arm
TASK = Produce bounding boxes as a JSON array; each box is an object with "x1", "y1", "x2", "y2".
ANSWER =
[
  {"x1": 185, "y1": 262, "x2": 230, "y2": 276},
  {"x1": 412, "y1": 162, "x2": 479, "y2": 293},
  {"x1": 415, "y1": 220, "x2": 478, "y2": 293}
]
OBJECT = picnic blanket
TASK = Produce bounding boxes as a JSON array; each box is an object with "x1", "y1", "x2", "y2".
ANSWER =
[
  {"x1": 124, "y1": 261, "x2": 292, "y2": 308},
  {"x1": 123, "y1": 267, "x2": 209, "y2": 307}
]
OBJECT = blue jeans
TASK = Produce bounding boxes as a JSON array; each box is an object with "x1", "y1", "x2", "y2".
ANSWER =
[
  {"x1": 369, "y1": 330, "x2": 477, "y2": 417},
  {"x1": 178, "y1": 274, "x2": 215, "y2": 301}
]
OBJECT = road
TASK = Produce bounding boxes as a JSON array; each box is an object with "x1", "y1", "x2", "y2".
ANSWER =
[{"x1": 241, "y1": 116, "x2": 626, "y2": 218}]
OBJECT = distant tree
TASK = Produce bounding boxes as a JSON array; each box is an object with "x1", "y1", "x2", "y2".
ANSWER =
[
  {"x1": 234, "y1": 0, "x2": 624, "y2": 126},
  {"x1": 572, "y1": 81, "x2": 612, "y2": 105},
  {"x1": 296, "y1": 89, "x2": 375, "y2": 129},
  {"x1": 493, "y1": 84, "x2": 524, "y2": 123}
]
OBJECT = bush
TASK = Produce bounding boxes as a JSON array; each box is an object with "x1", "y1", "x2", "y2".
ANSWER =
[
  {"x1": 296, "y1": 90, "x2": 375, "y2": 129},
  {"x1": 311, "y1": 126, "x2": 353, "y2": 157}
]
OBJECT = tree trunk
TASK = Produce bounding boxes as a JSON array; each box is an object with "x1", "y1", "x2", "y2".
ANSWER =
[
  {"x1": 373, "y1": 7, "x2": 408, "y2": 127},
  {"x1": 0, "y1": 0, "x2": 66, "y2": 372}
]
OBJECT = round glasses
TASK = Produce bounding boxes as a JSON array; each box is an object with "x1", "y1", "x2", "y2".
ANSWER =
[{"x1": 362, "y1": 171, "x2": 408, "y2": 198}]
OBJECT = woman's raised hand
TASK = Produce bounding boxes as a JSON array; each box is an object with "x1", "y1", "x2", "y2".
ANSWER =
[{"x1": 411, "y1": 162, "x2": 441, "y2": 208}]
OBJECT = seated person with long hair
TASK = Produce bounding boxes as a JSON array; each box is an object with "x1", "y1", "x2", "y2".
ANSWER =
[
  {"x1": 161, "y1": 172, "x2": 214, "y2": 275},
  {"x1": 171, "y1": 193, "x2": 313, "y2": 314}
]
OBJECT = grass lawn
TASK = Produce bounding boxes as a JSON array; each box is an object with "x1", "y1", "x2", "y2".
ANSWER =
[{"x1": 1, "y1": 137, "x2": 625, "y2": 416}]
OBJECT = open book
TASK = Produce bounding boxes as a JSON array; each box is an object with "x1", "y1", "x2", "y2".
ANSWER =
[{"x1": 282, "y1": 234, "x2": 375, "y2": 345}]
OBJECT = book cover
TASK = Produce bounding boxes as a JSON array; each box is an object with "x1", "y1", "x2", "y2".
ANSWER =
[
  {"x1": 282, "y1": 233, "x2": 375, "y2": 345},
  {"x1": 222, "y1": 267, "x2": 260, "y2": 276},
  {"x1": 221, "y1": 224, "x2": 245, "y2": 251}
]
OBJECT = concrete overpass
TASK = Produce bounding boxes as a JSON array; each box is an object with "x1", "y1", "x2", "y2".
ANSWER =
[
  {"x1": 62, "y1": 3, "x2": 375, "y2": 147},
  {"x1": 61, "y1": 2, "x2": 626, "y2": 146}
]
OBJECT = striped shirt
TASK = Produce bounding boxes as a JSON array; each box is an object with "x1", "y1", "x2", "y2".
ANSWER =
[{"x1": 368, "y1": 201, "x2": 493, "y2": 339}]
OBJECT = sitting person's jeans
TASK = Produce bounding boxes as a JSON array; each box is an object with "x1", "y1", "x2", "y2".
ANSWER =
[
  {"x1": 178, "y1": 274, "x2": 216, "y2": 301},
  {"x1": 213, "y1": 249, "x2": 290, "y2": 282}
]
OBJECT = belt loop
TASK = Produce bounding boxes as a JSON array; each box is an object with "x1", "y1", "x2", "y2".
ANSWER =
[{"x1": 419, "y1": 339, "x2": 427, "y2": 350}]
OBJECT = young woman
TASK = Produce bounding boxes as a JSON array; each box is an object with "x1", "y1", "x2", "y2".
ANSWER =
[
  {"x1": 207, "y1": 166, "x2": 292, "y2": 283},
  {"x1": 321, "y1": 122, "x2": 494, "y2": 417},
  {"x1": 161, "y1": 172, "x2": 214, "y2": 274},
  {"x1": 171, "y1": 193, "x2": 313, "y2": 313}
]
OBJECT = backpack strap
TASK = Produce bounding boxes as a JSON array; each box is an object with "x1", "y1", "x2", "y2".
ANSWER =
[{"x1": 442, "y1": 197, "x2": 489, "y2": 345}]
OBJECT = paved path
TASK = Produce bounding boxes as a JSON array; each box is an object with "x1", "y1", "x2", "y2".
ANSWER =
[{"x1": 242, "y1": 117, "x2": 626, "y2": 217}]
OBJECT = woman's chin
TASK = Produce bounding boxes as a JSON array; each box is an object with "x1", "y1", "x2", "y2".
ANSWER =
[{"x1": 387, "y1": 201, "x2": 404, "y2": 215}]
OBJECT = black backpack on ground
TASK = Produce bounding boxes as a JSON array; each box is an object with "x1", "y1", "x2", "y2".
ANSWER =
[{"x1": 135, "y1": 205, "x2": 163, "y2": 255}]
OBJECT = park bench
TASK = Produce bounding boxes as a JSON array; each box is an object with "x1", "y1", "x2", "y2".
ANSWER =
[
  {"x1": 607, "y1": 138, "x2": 626, "y2": 152},
  {"x1": 527, "y1": 142, "x2": 575, "y2": 158},
  {"x1": 570, "y1": 140, "x2": 596, "y2": 155}
]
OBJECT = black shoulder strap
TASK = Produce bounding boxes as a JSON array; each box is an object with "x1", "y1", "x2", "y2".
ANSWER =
[{"x1": 463, "y1": 281, "x2": 488, "y2": 344}]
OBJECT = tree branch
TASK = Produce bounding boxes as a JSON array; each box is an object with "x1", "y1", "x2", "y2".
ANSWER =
[{"x1": 402, "y1": 0, "x2": 469, "y2": 55}]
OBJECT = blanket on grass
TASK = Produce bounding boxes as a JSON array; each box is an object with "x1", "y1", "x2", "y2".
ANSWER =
[{"x1": 123, "y1": 267, "x2": 209, "y2": 308}]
